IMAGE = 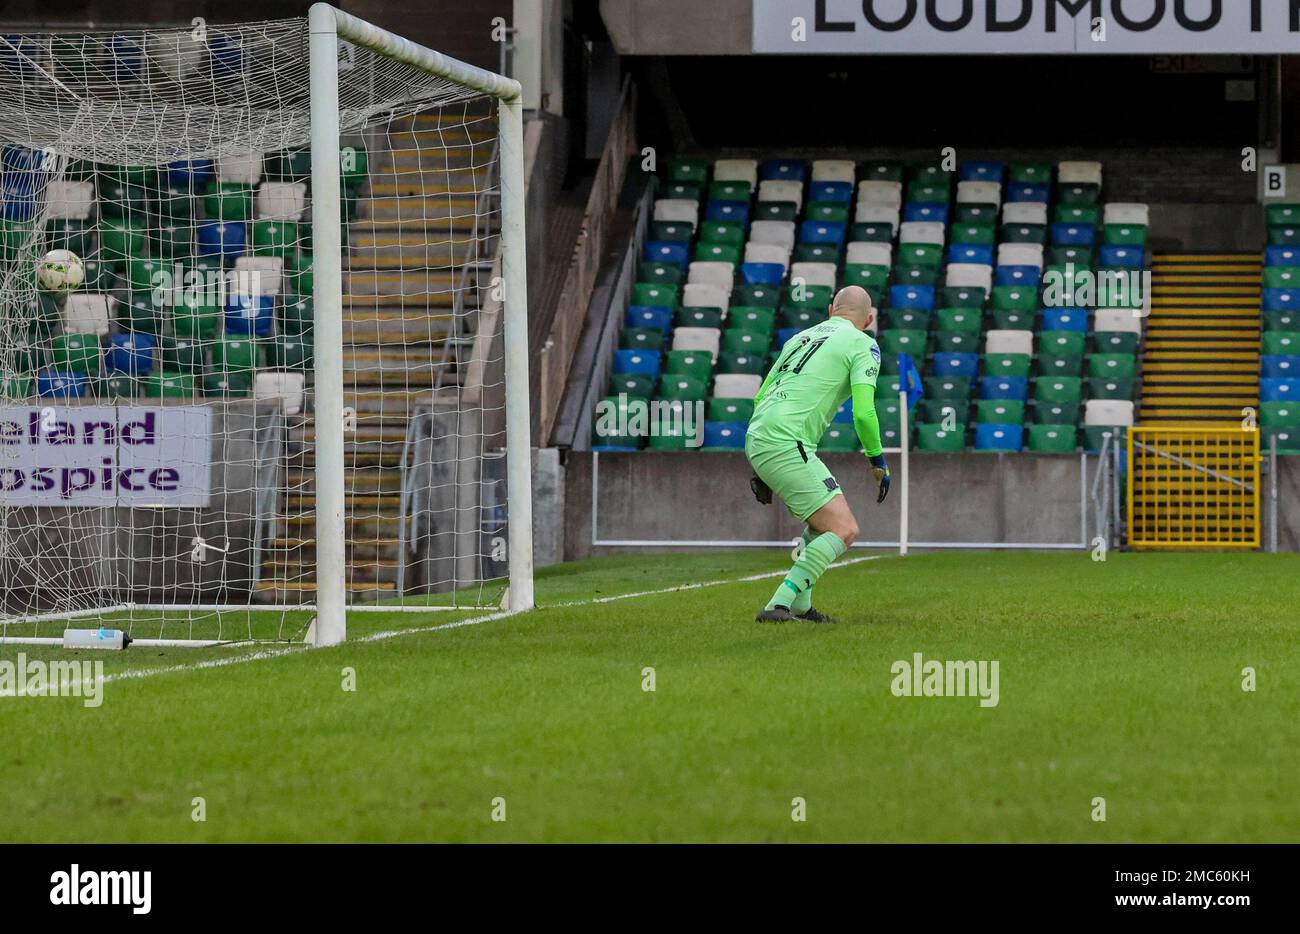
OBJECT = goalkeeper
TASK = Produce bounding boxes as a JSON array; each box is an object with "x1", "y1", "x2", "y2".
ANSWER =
[{"x1": 745, "y1": 285, "x2": 889, "y2": 624}]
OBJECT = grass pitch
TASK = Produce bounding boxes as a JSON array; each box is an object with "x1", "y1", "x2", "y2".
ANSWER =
[{"x1": 1, "y1": 549, "x2": 1297, "y2": 843}]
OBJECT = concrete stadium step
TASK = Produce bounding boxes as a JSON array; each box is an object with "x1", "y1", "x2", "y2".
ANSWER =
[
  {"x1": 253, "y1": 579, "x2": 397, "y2": 602},
  {"x1": 363, "y1": 196, "x2": 487, "y2": 224},
  {"x1": 343, "y1": 310, "x2": 457, "y2": 345},
  {"x1": 346, "y1": 267, "x2": 460, "y2": 296},
  {"x1": 1139, "y1": 250, "x2": 1263, "y2": 430},
  {"x1": 266, "y1": 537, "x2": 402, "y2": 563}
]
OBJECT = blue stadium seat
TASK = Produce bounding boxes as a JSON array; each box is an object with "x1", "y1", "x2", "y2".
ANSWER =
[
  {"x1": 1261, "y1": 355, "x2": 1300, "y2": 378},
  {"x1": 167, "y1": 159, "x2": 215, "y2": 187},
  {"x1": 224, "y1": 293, "x2": 275, "y2": 336},
  {"x1": 1263, "y1": 289, "x2": 1300, "y2": 313},
  {"x1": 932, "y1": 352, "x2": 979, "y2": 380},
  {"x1": 37, "y1": 370, "x2": 87, "y2": 398},
  {"x1": 832, "y1": 398, "x2": 853, "y2": 424},
  {"x1": 800, "y1": 221, "x2": 845, "y2": 245},
  {"x1": 1098, "y1": 245, "x2": 1146, "y2": 268},
  {"x1": 960, "y1": 161, "x2": 1004, "y2": 183},
  {"x1": 705, "y1": 201, "x2": 749, "y2": 224},
  {"x1": 1266, "y1": 245, "x2": 1300, "y2": 267},
  {"x1": 809, "y1": 181, "x2": 853, "y2": 204},
  {"x1": 740, "y1": 262, "x2": 784, "y2": 286},
  {"x1": 703, "y1": 421, "x2": 747, "y2": 449},
  {"x1": 979, "y1": 376, "x2": 1029, "y2": 402},
  {"x1": 775, "y1": 327, "x2": 801, "y2": 349},
  {"x1": 974, "y1": 423, "x2": 1024, "y2": 451},
  {"x1": 949, "y1": 244, "x2": 993, "y2": 266},
  {"x1": 644, "y1": 241, "x2": 689, "y2": 267},
  {"x1": 760, "y1": 159, "x2": 807, "y2": 183},
  {"x1": 613, "y1": 350, "x2": 661, "y2": 378},
  {"x1": 903, "y1": 202, "x2": 948, "y2": 224},
  {"x1": 106, "y1": 333, "x2": 155, "y2": 376},
  {"x1": 195, "y1": 220, "x2": 246, "y2": 258},
  {"x1": 1041, "y1": 307, "x2": 1089, "y2": 333},
  {"x1": 890, "y1": 285, "x2": 935, "y2": 310},
  {"x1": 1007, "y1": 183, "x2": 1049, "y2": 204},
  {"x1": 1260, "y1": 378, "x2": 1300, "y2": 402},
  {"x1": 1051, "y1": 223, "x2": 1095, "y2": 246},
  {"x1": 626, "y1": 305, "x2": 672, "y2": 332},
  {"x1": 995, "y1": 265, "x2": 1041, "y2": 288}
]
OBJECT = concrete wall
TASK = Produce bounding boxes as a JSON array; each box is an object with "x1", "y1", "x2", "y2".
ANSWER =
[
  {"x1": 1272, "y1": 456, "x2": 1300, "y2": 551},
  {"x1": 562, "y1": 451, "x2": 1096, "y2": 560}
]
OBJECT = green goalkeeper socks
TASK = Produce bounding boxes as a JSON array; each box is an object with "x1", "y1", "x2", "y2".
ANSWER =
[
  {"x1": 766, "y1": 531, "x2": 847, "y2": 610},
  {"x1": 788, "y1": 527, "x2": 817, "y2": 614}
]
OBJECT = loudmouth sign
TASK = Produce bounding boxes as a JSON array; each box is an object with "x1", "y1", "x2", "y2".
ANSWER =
[
  {"x1": 0, "y1": 405, "x2": 212, "y2": 507},
  {"x1": 754, "y1": 0, "x2": 1300, "y2": 54}
]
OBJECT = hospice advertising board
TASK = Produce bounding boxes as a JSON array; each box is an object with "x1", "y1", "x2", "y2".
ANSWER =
[
  {"x1": 0, "y1": 406, "x2": 212, "y2": 507},
  {"x1": 754, "y1": 1, "x2": 1300, "y2": 55}
]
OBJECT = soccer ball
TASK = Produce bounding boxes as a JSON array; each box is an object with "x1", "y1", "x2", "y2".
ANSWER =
[{"x1": 37, "y1": 249, "x2": 85, "y2": 293}]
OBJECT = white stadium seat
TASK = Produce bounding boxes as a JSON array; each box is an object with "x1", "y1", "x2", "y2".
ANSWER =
[
  {"x1": 1059, "y1": 160, "x2": 1104, "y2": 187},
  {"x1": 256, "y1": 181, "x2": 307, "y2": 221},
  {"x1": 219, "y1": 152, "x2": 263, "y2": 185},
  {"x1": 1093, "y1": 308, "x2": 1144, "y2": 334},
  {"x1": 811, "y1": 159, "x2": 856, "y2": 183},
  {"x1": 957, "y1": 180, "x2": 1001, "y2": 206},
  {"x1": 998, "y1": 243, "x2": 1045, "y2": 270},
  {"x1": 686, "y1": 261, "x2": 734, "y2": 290},
  {"x1": 846, "y1": 242, "x2": 892, "y2": 267},
  {"x1": 1085, "y1": 400, "x2": 1135, "y2": 427},
  {"x1": 47, "y1": 181, "x2": 95, "y2": 220},
  {"x1": 1002, "y1": 202, "x2": 1048, "y2": 226},
  {"x1": 254, "y1": 371, "x2": 307, "y2": 416},
  {"x1": 653, "y1": 198, "x2": 699, "y2": 225},
  {"x1": 899, "y1": 221, "x2": 945, "y2": 246},
  {"x1": 682, "y1": 282, "x2": 729, "y2": 312},
  {"x1": 748, "y1": 220, "x2": 796, "y2": 250},
  {"x1": 671, "y1": 327, "x2": 721, "y2": 356},
  {"x1": 713, "y1": 158, "x2": 758, "y2": 188},
  {"x1": 743, "y1": 242, "x2": 790, "y2": 270},
  {"x1": 856, "y1": 180, "x2": 903, "y2": 207},
  {"x1": 789, "y1": 262, "x2": 836, "y2": 289},
  {"x1": 945, "y1": 263, "x2": 993, "y2": 293},
  {"x1": 1103, "y1": 202, "x2": 1150, "y2": 227},
  {"x1": 757, "y1": 179, "x2": 803, "y2": 209},
  {"x1": 713, "y1": 374, "x2": 762, "y2": 399},
  {"x1": 984, "y1": 329, "x2": 1034, "y2": 356},
  {"x1": 854, "y1": 203, "x2": 900, "y2": 230},
  {"x1": 64, "y1": 294, "x2": 113, "y2": 336},
  {"x1": 233, "y1": 256, "x2": 283, "y2": 296}
]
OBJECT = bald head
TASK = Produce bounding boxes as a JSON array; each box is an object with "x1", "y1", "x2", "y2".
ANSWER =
[{"x1": 830, "y1": 285, "x2": 875, "y2": 331}]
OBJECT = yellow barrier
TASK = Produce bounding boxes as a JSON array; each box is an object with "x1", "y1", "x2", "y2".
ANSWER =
[{"x1": 1127, "y1": 427, "x2": 1260, "y2": 549}]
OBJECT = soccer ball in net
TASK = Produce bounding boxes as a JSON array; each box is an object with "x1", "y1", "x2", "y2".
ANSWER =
[{"x1": 37, "y1": 249, "x2": 85, "y2": 293}]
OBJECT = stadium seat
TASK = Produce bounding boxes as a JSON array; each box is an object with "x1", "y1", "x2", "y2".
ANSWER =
[
  {"x1": 1006, "y1": 183, "x2": 1050, "y2": 205},
  {"x1": 899, "y1": 221, "x2": 945, "y2": 246},
  {"x1": 713, "y1": 159, "x2": 758, "y2": 187},
  {"x1": 1004, "y1": 203, "x2": 1048, "y2": 226},
  {"x1": 1088, "y1": 353, "x2": 1137, "y2": 379},
  {"x1": 857, "y1": 180, "x2": 903, "y2": 207},
  {"x1": 974, "y1": 423, "x2": 1023, "y2": 451},
  {"x1": 1036, "y1": 376, "x2": 1083, "y2": 405},
  {"x1": 1042, "y1": 307, "x2": 1089, "y2": 333},
  {"x1": 760, "y1": 159, "x2": 807, "y2": 183},
  {"x1": 916, "y1": 424, "x2": 966, "y2": 451},
  {"x1": 932, "y1": 352, "x2": 979, "y2": 380},
  {"x1": 1027, "y1": 424, "x2": 1077, "y2": 452},
  {"x1": 701, "y1": 421, "x2": 747, "y2": 451},
  {"x1": 1262, "y1": 355, "x2": 1300, "y2": 378},
  {"x1": 1261, "y1": 378, "x2": 1300, "y2": 402},
  {"x1": 713, "y1": 373, "x2": 761, "y2": 399},
  {"x1": 645, "y1": 241, "x2": 689, "y2": 267},
  {"x1": 614, "y1": 350, "x2": 660, "y2": 378},
  {"x1": 609, "y1": 372, "x2": 655, "y2": 398},
  {"x1": 985, "y1": 329, "x2": 1033, "y2": 356},
  {"x1": 710, "y1": 397, "x2": 756, "y2": 422},
  {"x1": 945, "y1": 265, "x2": 993, "y2": 294},
  {"x1": 790, "y1": 261, "x2": 837, "y2": 290},
  {"x1": 820, "y1": 425, "x2": 860, "y2": 451},
  {"x1": 37, "y1": 370, "x2": 88, "y2": 399},
  {"x1": 717, "y1": 350, "x2": 767, "y2": 375},
  {"x1": 621, "y1": 328, "x2": 664, "y2": 353},
  {"x1": 1098, "y1": 245, "x2": 1145, "y2": 268},
  {"x1": 902, "y1": 203, "x2": 948, "y2": 224},
  {"x1": 64, "y1": 294, "x2": 112, "y2": 336},
  {"x1": 811, "y1": 159, "x2": 855, "y2": 183},
  {"x1": 846, "y1": 241, "x2": 892, "y2": 267},
  {"x1": 657, "y1": 374, "x2": 708, "y2": 402},
  {"x1": 1059, "y1": 161, "x2": 1103, "y2": 187}
]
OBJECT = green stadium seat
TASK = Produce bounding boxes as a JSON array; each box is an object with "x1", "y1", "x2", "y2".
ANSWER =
[
  {"x1": 212, "y1": 337, "x2": 259, "y2": 374},
  {"x1": 0, "y1": 376, "x2": 32, "y2": 398},
  {"x1": 1083, "y1": 425, "x2": 1125, "y2": 451},
  {"x1": 912, "y1": 165, "x2": 953, "y2": 185},
  {"x1": 878, "y1": 329, "x2": 927, "y2": 357},
  {"x1": 1269, "y1": 226, "x2": 1300, "y2": 246},
  {"x1": 990, "y1": 309, "x2": 1033, "y2": 330},
  {"x1": 819, "y1": 425, "x2": 860, "y2": 452},
  {"x1": 1263, "y1": 332, "x2": 1300, "y2": 355},
  {"x1": 721, "y1": 330, "x2": 769, "y2": 355},
  {"x1": 717, "y1": 350, "x2": 766, "y2": 375},
  {"x1": 893, "y1": 265, "x2": 939, "y2": 287},
  {"x1": 843, "y1": 264, "x2": 889, "y2": 292},
  {"x1": 1263, "y1": 426, "x2": 1300, "y2": 454},
  {"x1": 896, "y1": 243, "x2": 943, "y2": 268},
  {"x1": 1039, "y1": 330, "x2": 1086, "y2": 357},
  {"x1": 950, "y1": 223, "x2": 995, "y2": 246},
  {"x1": 919, "y1": 398, "x2": 967, "y2": 424},
  {"x1": 1088, "y1": 378, "x2": 1135, "y2": 400},
  {"x1": 991, "y1": 286, "x2": 1037, "y2": 313},
  {"x1": 708, "y1": 180, "x2": 750, "y2": 202},
  {"x1": 1036, "y1": 376, "x2": 1083, "y2": 405},
  {"x1": 44, "y1": 218, "x2": 94, "y2": 256},
  {"x1": 780, "y1": 307, "x2": 821, "y2": 331},
  {"x1": 268, "y1": 336, "x2": 313, "y2": 370},
  {"x1": 863, "y1": 161, "x2": 905, "y2": 182},
  {"x1": 916, "y1": 424, "x2": 966, "y2": 451},
  {"x1": 927, "y1": 377, "x2": 971, "y2": 402},
  {"x1": 698, "y1": 221, "x2": 744, "y2": 246},
  {"x1": 651, "y1": 221, "x2": 693, "y2": 243},
  {"x1": 280, "y1": 295, "x2": 314, "y2": 335},
  {"x1": 97, "y1": 374, "x2": 137, "y2": 400},
  {"x1": 98, "y1": 218, "x2": 145, "y2": 260},
  {"x1": 157, "y1": 182, "x2": 196, "y2": 219},
  {"x1": 954, "y1": 204, "x2": 997, "y2": 225},
  {"x1": 1001, "y1": 223, "x2": 1047, "y2": 245},
  {"x1": 647, "y1": 431, "x2": 690, "y2": 451},
  {"x1": 1027, "y1": 424, "x2": 1077, "y2": 452},
  {"x1": 1058, "y1": 183, "x2": 1100, "y2": 205},
  {"x1": 848, "y1": 223, "x2": 893, "y2": 243},
  {"x1": 143, "y1": 373, "x2": 196, "y2": 399},
  {"x1": 125, "y1": 256, "x2": 167, "y2": 293},
  {"x1": 98, "y1": 181, "x2": 149, "y2": 220},
  {"x1": 935, "y1": 308, "x2": 981, "y2": 335},
  {"x1": 120, "y1": 293, "x2": 165, "y2": 334},
  {"x1": 1034, "y1": 401, "x2": 1080, "y2": 424},
  {"x1": 51, "y1": 333, "x2": 101, "y2": 375},
  {"x1": 1055, "y1": 204, "x2": 1099, "y2": 225},
  {"x1": 656, "y1": 374, "x2": 707, "y2": 402},
  {"x1": 609, "y1": 372, "x2": 655, "y2": 398},
  {"x1": 1265, "y1": 204, "x2": 1300, "y2": 227},
  {"x1": 734, "y1": 284, "x2": 780, "y2": 308},
  {"x1": 709, "y1": 398, "x2": 756, "y2": 422},
  {"x1": 754, "y1": 201, "x2": 798, "y2": 222},
  {"x1": 252, "y1": 220, "x2": 299, "y2": 260},
  {"x1": 205, "y1": 182, "x2": 254, "y2": 220},
  {"x1": 1037, "y1": 355, "x2": 1084, "y2": 377},
  {"x1": 1260, "y1": 401, "x2": 1300, "y2": 427},
  {"x1": 940, "y1": 286, "x2": 987, "y2": 309},
  {"x1": 1048, "y1": 245, "x2": 1094, "y2": 267},
  {"x1": 663, "y1": 350, "x2": 713, "y2": 383},
  {"x1": 727, "y1": 306, "x2": 776, "y2": 335},
  {"x1": 1263, "y1": 267, "x2": 1300, "y2": 289},
  {"x1": 934, "y1": 331, "x2": 978, "y2": 354},
  {"x1": 639, "y1": 261, "x2": 684, "y2": 285},
  {"x1": 694, "y1": 242, "x2": 741, "y2": 265},
  {"x1": 805, "y1": 202, "x2": 849, "y2": 225},
  {"x1": 661, "y1": 182, "x2": 702, "y2": 201},
  {"x1": 984, "y1": 353, "x2": 1032, "y2": 378},
  {"x1": 1088, "y1": 353, "x2": 1137, "y2": 379},
  {"x1": 173, "y1": 296, "x2": 222, "y2": 340},
  {"x1": 340, "y1": 144, "x2": 369, "y2": 191},
  {"x1": 148, "y1": 222, "x2": 192, "y2": 259},
  {"x1": 632, "y1": 282, "x2": 679, "y2": 309},
  {"x1": 675, "y1": 306, "x2": 725, "y2": 330},
  {"x1": 1093, "y1": 332, "x2": 1140, "y2": 354},
  {"x1": 203, "y1": 372, "x2": 254, "y2": 398},
  {"x1": 786, "y1": 283, "x2": 834, "y2": 309},
  {"x1": 906, "y1": 181, "x2": 950, "y2": 203},
  {"x1": 975, "y1": 399, "x2": 1025, "y2": 423},
  {"x1": 1010, "y1": 162, "x2": 1052, "y2": 184},
  {"x1": 882, "y1": 308, "x2": 930, "y2": 331},
  {"x1": 1104, "y1": 224, "x2": 1148, "y2": 246},
  {"x1": 621, "y1": 328, "x2": 664, "y2": 352},
  {"x1": 159, "y1": 336, "x2": 205, "y2": 374},
  {"x1": 794, "y1": 243, "x2": 841, "y2": 264}
]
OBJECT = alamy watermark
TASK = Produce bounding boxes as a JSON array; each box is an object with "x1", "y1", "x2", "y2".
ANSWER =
[
  {"x1": 1042, "y1": 263, "x2": 1151, "y2": 317},
  {"x1": 593, "y1": 394, "x2": 705, "y2": 448},
  {"x1": 0, "y1": 652, "x2": 103, "y2": 707},
  {"x1": 890, "y1": 652, "x2": 1000, "y2": 708}
]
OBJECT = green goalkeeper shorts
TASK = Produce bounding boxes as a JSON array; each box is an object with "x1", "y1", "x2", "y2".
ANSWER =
[{"x1": 745, "y1": 436, "x2": 843, "y2": 522}]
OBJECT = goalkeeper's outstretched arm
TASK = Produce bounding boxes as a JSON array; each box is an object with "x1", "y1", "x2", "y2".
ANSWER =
[{"x1": 850, "y1": 383, "x2": 884, "y2": 457}]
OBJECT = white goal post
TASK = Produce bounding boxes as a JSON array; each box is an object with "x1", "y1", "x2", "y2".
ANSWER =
[
  {"x1": 0, "y1": 5, "x2": 533, "y2": 648},
  {"x1": 307, "y1": 5, "x2": 534, "y2": 645}
]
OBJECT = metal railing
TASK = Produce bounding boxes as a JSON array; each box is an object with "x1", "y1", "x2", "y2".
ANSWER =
[
  {"x1": 395, "y1": 405, "x2": 436, "y2": 594},
  {"x1": 249, "y1": 407, "x2": 288, "y2": 590}
]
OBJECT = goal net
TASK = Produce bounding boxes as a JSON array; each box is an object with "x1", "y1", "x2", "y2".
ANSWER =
[{"x1": 0, "y1": 7, "x2": 533, "y2": 648}]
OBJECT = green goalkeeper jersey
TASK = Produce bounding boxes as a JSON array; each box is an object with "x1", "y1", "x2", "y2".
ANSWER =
[{"x1": 748, "y1": 316, "x2": 883, "y2": 455}]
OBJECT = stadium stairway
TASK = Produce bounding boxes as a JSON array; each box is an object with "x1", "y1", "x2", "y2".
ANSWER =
[
  {"x1": 1138, "y1": 252, "x2": 1262, "y2": 426},
  {"x1": 257, "y1": 109, "x2": 498, "y2": 603}
]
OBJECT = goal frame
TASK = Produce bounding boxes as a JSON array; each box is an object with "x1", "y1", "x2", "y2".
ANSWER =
[
  {"x1": 306, "y1": 4, "x2": 534, "y2": 646},
  {"x1": 0, "y1": 5, "x2": 535, "y2": 648}
]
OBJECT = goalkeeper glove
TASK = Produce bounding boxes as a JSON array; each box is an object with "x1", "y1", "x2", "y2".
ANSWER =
[
  {"x1": 750, "y1": 473, "x2": 772, "y2": 505},
  {"x1": 869, "y1": 454, "x2": 891, "y2": 504}
]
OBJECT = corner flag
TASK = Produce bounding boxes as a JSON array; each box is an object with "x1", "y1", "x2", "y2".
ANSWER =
[{"x1": 897, "y1": 352, "x2": 924, "y2": 411}]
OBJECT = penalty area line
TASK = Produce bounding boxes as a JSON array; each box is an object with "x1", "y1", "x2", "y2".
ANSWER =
[{"x1": 99, "y1": 553, "x2": 891, "y2": 684}]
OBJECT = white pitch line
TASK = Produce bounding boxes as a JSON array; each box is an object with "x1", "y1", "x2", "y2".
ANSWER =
[{"x1": 94, "y1": 553, "x2": 891, "y2": 684}]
